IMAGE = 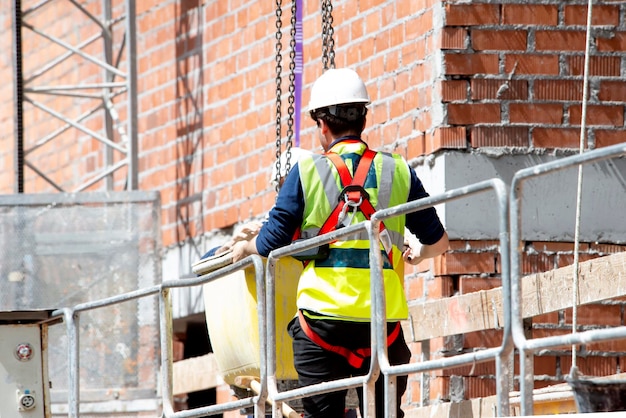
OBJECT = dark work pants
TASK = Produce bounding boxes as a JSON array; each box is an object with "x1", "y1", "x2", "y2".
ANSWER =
[{"x1": 288, "y1": 314, "x2": 411, "y2": 418}]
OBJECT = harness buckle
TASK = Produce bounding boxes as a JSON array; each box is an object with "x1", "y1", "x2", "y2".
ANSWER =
[{"x1": 338, "y1": 184, "x2": 370, "y2": 203}]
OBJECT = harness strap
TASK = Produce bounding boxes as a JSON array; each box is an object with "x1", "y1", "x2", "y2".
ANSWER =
[
  {"x1": 320, "y1": 149, "x2": 393, "y2": 265},
  {"x1": 297, "y1": 310, "x2": 401, "y2": 369}
]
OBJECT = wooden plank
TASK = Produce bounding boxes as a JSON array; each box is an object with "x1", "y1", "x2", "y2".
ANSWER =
[
  {"x1": 406, "y1": 251, "x2": 626, "y2": 342},
  {"x1": 404, "y1": 287, "x2": 504, "y2": 341},
  {"x1": 173, "y1": 353, "x2": 222, "y2": 395},
  {"x1": 521, "y1": 251, "x2": 626, "y2": 318}
]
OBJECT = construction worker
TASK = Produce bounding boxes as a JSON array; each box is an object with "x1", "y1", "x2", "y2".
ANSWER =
[{"x1": 232, "y1": 68, "x2": 449, "y2": 417}]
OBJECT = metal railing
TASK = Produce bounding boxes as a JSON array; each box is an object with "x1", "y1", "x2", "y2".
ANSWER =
[
  {"x1": 46, "y1": 145, "x2": 626, "y2": 416},
  {"x1": 49, "y1": 254, "x2": 268, "y2": 418},
  {"x1": 510, "y1": 141, "x2": 626, "y2": 416}
]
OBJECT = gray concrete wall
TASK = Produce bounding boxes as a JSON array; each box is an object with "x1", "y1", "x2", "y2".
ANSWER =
[{"x1": 414, "y1": 152, "x2": 626, "y2": 244}]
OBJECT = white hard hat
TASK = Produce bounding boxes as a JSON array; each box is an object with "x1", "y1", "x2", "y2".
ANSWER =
[
  {"x1": 308, "y1": 68, "x2": 370, "y2": 113},
  {"x1": 270, "y1": 147, "x2": 312, "y2": 187}
]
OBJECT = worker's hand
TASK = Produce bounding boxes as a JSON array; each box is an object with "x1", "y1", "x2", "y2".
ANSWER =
[
  {"x1": 214, "y1": 221, "x2": 264, "y2": 255},
  {"x1": 403, "y1": 231, "x2": 449, "y2": 266},
  {"x1": 232, "y1": 221, "x2": 263, "y2": 243},
  {"x1": 402, "y1": 241, "x2": 423, "y2": 265},
  {"x1": 231, "y1": 239, "x2": 253, "y2": 262}
]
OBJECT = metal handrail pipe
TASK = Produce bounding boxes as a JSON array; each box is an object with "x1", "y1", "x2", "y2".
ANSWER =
[
  {"x1": 169, "y1": 398, "x2": 256, "y2": 418},
  {"x1": 523, "y1": 326, "x2": 626, "y2": 352},
  {"x1": 271, "y1": 375, "x2": 368, "y2": 404},
  {"x1": 386, "y1": 347, "x2": 502, "y2": 376}
]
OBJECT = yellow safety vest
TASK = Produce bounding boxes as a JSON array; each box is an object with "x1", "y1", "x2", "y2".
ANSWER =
[{"x1": 296, "y1": 140, "x2": 411, "y2": 321}]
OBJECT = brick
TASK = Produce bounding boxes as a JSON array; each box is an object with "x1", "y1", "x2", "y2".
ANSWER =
[
  {"x1": 445, "y1": 4, "x2": 500, "y2": 26},
  {"x1": 443, "y1": 252, "x2": 496, "y2": 275},
  {"x1": 463, "y1": 330, "x2": 503, "y2": 349},
  {"x1": 563, "y1": 304, "x2": 622, "y2": 326},
  {"x1": 459, "y1": 276, "x2": 502, "y2": 294},
  {"x1": 443, "y1": 53, "x2": 500, "y2": 75},
  {"x1": 591, "y1": 334, "x2": 626, "y2": 353},
  {"x1": 597, "y1": 31, "x2": 626, "y2": 52},
  {"x1": 521, "y1": 252, "x2": 556, "y2": 274},
  {"x1": 407, "y1": 133, "x2": 426, "y2": 158},
  {"x1": 534, "y1": 312, "x2": 560, "y2": 324},
  {"x1": 531, "y1": 328, "x2": 572, "y2": 345},
  {"x1": 532, "y1": 241, "x2": 582, "y2": 253},
  {"x1": 430, "y1": 376, "x2": 450, "y2": 401},
  {"x1": 429, "y1": 126, "x2": 468, "y2": 151},
  {"x1": 441, "y1": 79, "x2": 469, "y2": 102},
  {"x1": 599, "y1": 81, "x2": 626, "y2": 102},
  {"x1": 510, "y1": 103, "x2": 564, "y2": 125},
  {"x1": 447, "y1": 103, "x2": 501, "y2": 125},
  {"x1": 405, "y1": 274, "x2": 425, "y2": 301},
  {"x1": 502, "y1": 4, "x2": 558, "y2": 26},
  {"x1": 532, "y1": 128, "x2": 581, "y2": 149},
  {"x1": 443, "y1": 360, "x2": 496, "y2": 377},
  {"x1": 464, "y1": 376, "x2": 497, "y2": 400},
  {"x1": 426, "y1": 275, "x2": 455, "y2": 298},
  {"x1": 561, "y1": 356, "x2": 619, "y2": 377},
  {"x1": 569, "y1": 105, "x2": 624, "y2": 126},
  {"x1": 471, "y1": 30, "x2": 527, "y2": 51},
  {"x1": 535, "y1": 30, "x2": 588, "y2": 52},
  {"x1": 440, "y1": 27, "x2": 467, "y2": 50},
  {"x1": 594, "y1": 130, "x2": 626, "y2": 148},
  {"x1": 534, "y1": 80, "x2": 584, "y2": 101},
  {"x1": 566, "y1": 55, "x2": 621, "y2": 77},
  {"x1": 589, "y1": 243, "x2": 626, "y2": 254},
  {"x1": 564, "y1": 5, "x2": 620, "y2": 27},
  {"x1": 471, "y1": 79, "x2": 528, "y2": 100},
  {"x1": 504, "y1": 54, "x2": 560, "y2": 75},
  {"x1": 557, "y1": 253, "x2": 596, "y2": 268},
  {"x1": 535, "y1": 355, "x2": 559, "y2": 377},
  {"x1": 511, "y1": 352, "x2": 560, "y2": 376},
  {"x1": 471, "y1": 126, "x2": 529, "y2": 148}
]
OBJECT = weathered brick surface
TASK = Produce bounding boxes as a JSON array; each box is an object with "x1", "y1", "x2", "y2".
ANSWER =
[{"x1": 2, "y1": 0, "x2": 626, "y2": 414}]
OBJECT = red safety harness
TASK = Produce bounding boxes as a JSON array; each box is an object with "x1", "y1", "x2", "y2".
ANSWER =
[
  {"x1": 313, "y1": 147, "x2": 393, "y2": 266},
  {"x1": 298, "y1": 310, "x2": 401, "y2": 369},
  {"x1": 297, "y1": 148, "x2": 400, "y2": 368}
]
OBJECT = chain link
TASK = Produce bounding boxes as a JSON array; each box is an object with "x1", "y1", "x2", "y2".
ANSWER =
[
  {"x1": 274, "y1": 0, "x2": 283, "y2": 192},
  {"x1": 321, "y1": 0, "x2": 335, "y2": 70}
]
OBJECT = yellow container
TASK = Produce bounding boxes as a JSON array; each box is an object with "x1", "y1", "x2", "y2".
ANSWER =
[{"x1": 202, "y1": 256, "x2": 302, "y2": 385}]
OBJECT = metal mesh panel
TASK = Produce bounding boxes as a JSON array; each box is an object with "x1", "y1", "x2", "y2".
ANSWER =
[{"x1": 0, "y1": 191, "x2": 161, "y2": 401}]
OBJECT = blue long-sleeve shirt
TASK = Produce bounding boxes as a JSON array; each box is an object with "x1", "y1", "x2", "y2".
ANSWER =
[{"x1": 255, "y1": 152, "x2": 445, "y2": 257}]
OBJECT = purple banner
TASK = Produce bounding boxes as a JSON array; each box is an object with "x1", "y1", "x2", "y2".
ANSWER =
[{"x1": 295, "y1": 0, "x2": 303, "y2": 146}]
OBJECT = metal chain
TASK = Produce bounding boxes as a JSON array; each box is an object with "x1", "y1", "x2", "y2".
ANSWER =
[
  {"x1": 285, "y1": 0, "x2": 297, "y2": 177},
  {"x1": 274, "y1": 0, "x2": 283, "y2": 192},
  {"x1": 321, "y1": 0, "x2": 335, "y2": 70}
]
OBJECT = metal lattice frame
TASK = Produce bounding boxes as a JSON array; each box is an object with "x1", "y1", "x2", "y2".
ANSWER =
[{"x1": 12, "y1": 0, "x2": 138, "y2": 193}]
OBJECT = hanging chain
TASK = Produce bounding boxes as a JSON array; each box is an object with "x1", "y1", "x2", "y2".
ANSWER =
[
  {"x1": 274, "y1": 0, "x2": 283, "y2": 192},
  {"x1": 285, "y1": 0, "x2": 297, "y2": 177},
  {"x1": 321, "y1": 0, "x2": 335, "y2": 70}
]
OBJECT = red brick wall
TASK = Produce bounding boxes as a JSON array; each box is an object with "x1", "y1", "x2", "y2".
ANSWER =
[
  {"x1": 1, "y1": 0, "x2": 626, "y2": 413},
  {"x1": 3, "y1": 1, "x2": 624, "y2": 244},
  {"x1": 0, "y1": 0, "x2": 445, "y2": 247},
  {"x1": 440, "y1": 2, "x2": 626, "y2": 151}
]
